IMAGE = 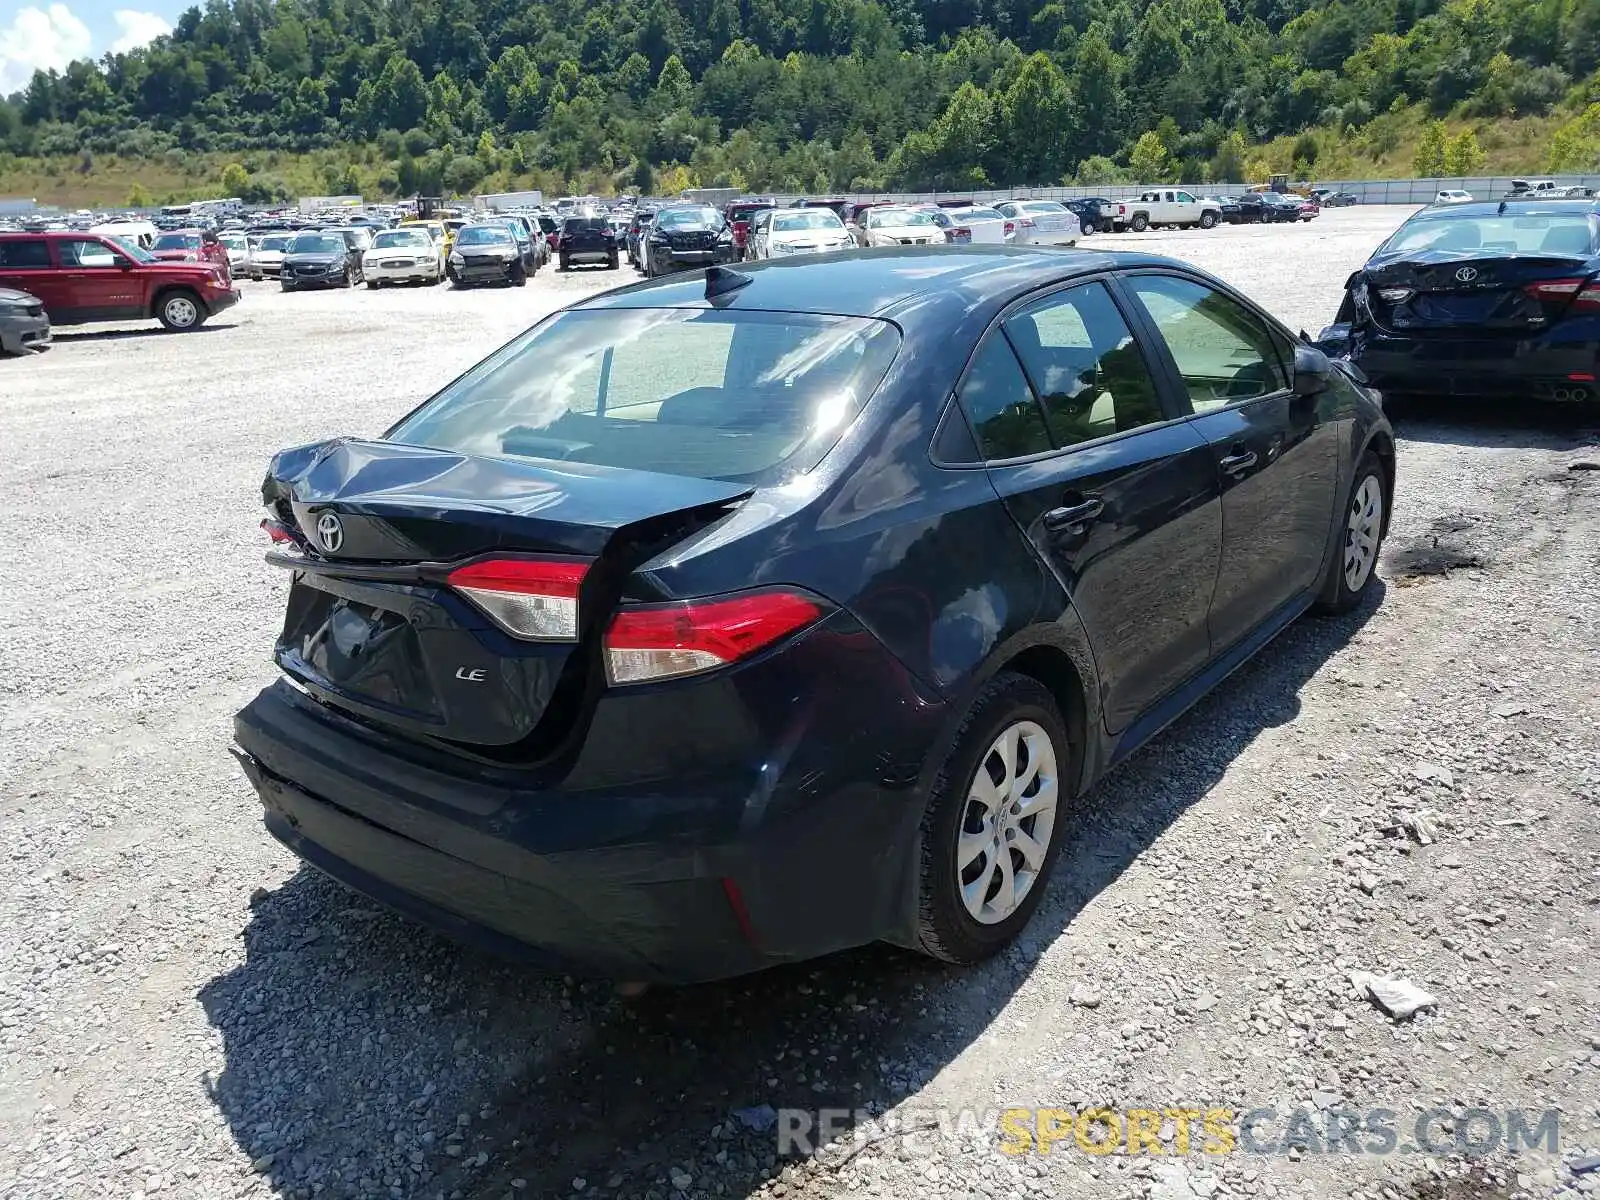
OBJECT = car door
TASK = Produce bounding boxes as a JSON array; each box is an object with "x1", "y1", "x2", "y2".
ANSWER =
[
  {"x1": 1121, "y1": 272, "x2": 1339, "y2": 655},
  {"x1": 0, "y1": 237, "x2": 67, "y2": 317},
  {"x1": 56, "y1": 236, "x2": 144, "y2": 320},
  {"x1": 958, "y1": 278, "x2": 1223, "y2": 734}
]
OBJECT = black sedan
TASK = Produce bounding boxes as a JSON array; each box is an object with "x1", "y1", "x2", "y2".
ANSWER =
[
  {"x1": 642, "y1": 205, "x2": 736, "y2": 276},
  {"x1": 235, "y1": 246, "x2": 1395, "y2": 984},
  {"x1": 1204, "y1": 196, "x2": 1245, "y2": 224},
  {"x1": 280, "y1": 232, "x2": 363, "y2": 290},
  {"x1": 448, "y1": 224, "x2": 531, "y2": 287},
  {"x1": 1318, "y1": 199, "x2": 1599, "y2": 403},
  {"x1": 0, "y1": 287, "x2": 50, "y2": 353}
]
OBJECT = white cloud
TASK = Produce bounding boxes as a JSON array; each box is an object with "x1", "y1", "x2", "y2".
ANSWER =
[
  {"x1": 109, "y1": 8, "x2": 170, "y2": 54},
  {"x1": 0, "y1": 3, "x2": 93, "y2": 95}
]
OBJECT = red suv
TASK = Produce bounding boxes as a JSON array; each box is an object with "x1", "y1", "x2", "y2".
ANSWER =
[
  {"x1": 0, "y1": 231, "x2": 240, "y2": 332},
  {"x1": 723, "y1": 198, "x2": 775, "y2": 260}
]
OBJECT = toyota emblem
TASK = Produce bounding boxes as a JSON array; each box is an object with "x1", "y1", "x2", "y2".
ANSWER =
[
  {"x1": 315, "y1": 511, "x2": 344, "y2": 554},
  {"x1": 1454, "y1": 266, "x2": 1479, "y2": 282}
]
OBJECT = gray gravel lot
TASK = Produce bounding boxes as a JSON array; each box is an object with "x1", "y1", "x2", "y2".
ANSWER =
[{"x1": 2, "y1": 209, "x2": 1597, "y2": 1200}]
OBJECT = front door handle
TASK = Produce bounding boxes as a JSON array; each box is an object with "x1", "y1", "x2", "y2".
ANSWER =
[
  {"x1": 1043, "y1": 495, "x2": 1104, "y2": 531},
  {"x1": 1219, "y1": 449, "x2": 1259, "y2": 476}
]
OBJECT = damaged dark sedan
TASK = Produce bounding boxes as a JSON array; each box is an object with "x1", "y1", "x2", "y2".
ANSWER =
[
  {"x1": 235, "y1": 248, "x2": 1395, "y2": 984},
  {"x1": 1318, "y1": 198, "x2": 1600, "y2": 403}
]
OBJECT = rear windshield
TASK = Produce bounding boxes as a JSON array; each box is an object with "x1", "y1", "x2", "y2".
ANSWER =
[
  {"x1": 388, "y1": 308, "x2": 902, "y2": 485},
  {"x1": 154, "y1": 233, "x2": 200, "y2": 250},
  {"x1": 1381, "y1": 213, "x2": 1596, "y2": 257},
  {"x1": 563, "y1": 217, "x2": 608, "y2": 232}
]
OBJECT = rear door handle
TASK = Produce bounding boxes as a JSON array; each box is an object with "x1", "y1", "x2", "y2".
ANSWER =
[
  {"x1": 1043, "y1": 496, "x2": 1104, "y2": 531},
  {"x1": 1219, "y1": 450, "x2": 1259, "y2": 476}
]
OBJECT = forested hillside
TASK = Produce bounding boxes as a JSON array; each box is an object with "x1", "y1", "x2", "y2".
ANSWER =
[{"x1": 2, "y1": 0, "x2": 1598, "y2": 202}]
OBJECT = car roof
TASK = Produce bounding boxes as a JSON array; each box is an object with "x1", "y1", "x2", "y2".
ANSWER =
[{"x1": 577, "y1": 245, "x2": 1187, "y2": 323}]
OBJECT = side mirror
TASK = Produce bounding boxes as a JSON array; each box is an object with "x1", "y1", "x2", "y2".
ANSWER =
[{"x1": 1293, "y1": 343, "x2": 1333, "y2": 395}]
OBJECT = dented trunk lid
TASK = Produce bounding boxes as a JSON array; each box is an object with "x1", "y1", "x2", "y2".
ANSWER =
[{"x1": 262, "y1": 438, "x2": 750, "y2": 752}]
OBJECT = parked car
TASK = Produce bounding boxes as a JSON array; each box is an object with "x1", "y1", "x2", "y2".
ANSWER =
[
  {"x1": 929, "y1": 205, "x2": 1010, "y2": 245},
  {"x1": 363, "y1": 227, "x2": 444, "y2": 287},
  {"x1": 474, "y1": 219, "x2": 540, "y2": 278},
  {"x1": 1319, "y1": 198, "x2": 1600, "y2": 403},
  {"x1": 0, "y1": 230, "x2": 239, "y2": 331},
  {"x1": 218, "y1": 232, "x2": 250, "y2": 274},
  {"x1": 1295, "y1": 195, "x2": 1321, "y2": 221},
  {"x1": 235, "y1": 243, "x2": 1394, "y2": 984},
  {"x1": 1061, "y1": 197, "x2": 1118, "y2": 234},
  {"x1": 1111, "y1": 190, "x2": 1222, "y2": 232},
  {"x1": 625, "y1": 210, "x2": 654, "y2": 267},
  {"x1": 1254, "y1": 193, "x2": 1303, "y2": 223},
  {"x1": 1202, "y1": 196, "x2": 1245, "y2": 224},
  {"x1": 150, "y1": 227, "x2": 231, "y2": 274},
  {"x1": 1434, "y1": 190, "x2": 1475, "y2": 205},
  {"x1": 747, "y1": 207, "x2": 853, "y2": 260},
  {"x1": 447, "y1": 223, "x2": 532, "y2": 287},
  {"x1": 1503, "y1": 179, "x2": 1594, "y2": 200},
  {"x1": 641, "y1": 205, "x2": 734, "y2": 276},
  {"x1": 281, "y1": 231, "x2": 364, "y2": 290},
  {"x1": 248, "y1": 232, "x2": 295, "y2": 280},
  {"x1": 725, "y1": 199, "x2": 776, "y2": 260},
  {"x1": 558, "y1": 214, "x2": 621, "y2": 272},
  {"x1": 993, "y1": 200, "x2": 1081, "y2": 245},
  {"x1": 1310, "y1": 189, "x2": 1359, "y2": 207},
  {"x1": 0, "y1": 286, "x2": 50, "y2": 353},
  {"x1": 854, "y1": 206, "x2": 945, "y2": 247}
]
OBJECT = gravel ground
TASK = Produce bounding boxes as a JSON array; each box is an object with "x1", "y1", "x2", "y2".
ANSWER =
[{"x1": 1, "y1": 208, "x2": 1597, "y2": 1200}]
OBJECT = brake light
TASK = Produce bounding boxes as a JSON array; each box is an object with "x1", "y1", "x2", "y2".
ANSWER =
[
  {"x1": 952, "y1": 226, "x2": 971, "y2": 239},
  {"x1": 1524, "y1": 278, "x2": 1585, "y2": 302},
  {"x1": 447, "y1": 557, "x2": 589, "y2": 641},
  {"x1": 603, "y1": 590, "x2": 823, "y2": 685},
  {"x1": 1018, "y1": 217, "x2": 1036, "y2": 228},
  {"x1": 1004, "y1": 221, "x2": 1015, "y2": 236}
]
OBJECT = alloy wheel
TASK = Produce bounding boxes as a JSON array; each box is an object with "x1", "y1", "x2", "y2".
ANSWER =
[
  {"x1": 1344, "y1": 475, "x2": 1383, "y2": 591},
  {"x1": 164, "y1": 296, "x2": 198, "y2": 328},
  {"x1": 956, "y1": 720, "x2": 1059, "y2": 925}
]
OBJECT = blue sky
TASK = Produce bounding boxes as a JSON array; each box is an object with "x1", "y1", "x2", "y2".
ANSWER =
[{"x1": 0, "y1": 0, "x2": 183, "y2": 94}]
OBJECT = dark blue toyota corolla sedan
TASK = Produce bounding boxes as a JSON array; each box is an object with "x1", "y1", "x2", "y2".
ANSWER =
[{"x1": 234, "y1": 246, "x2": 1395, "y2": 983}]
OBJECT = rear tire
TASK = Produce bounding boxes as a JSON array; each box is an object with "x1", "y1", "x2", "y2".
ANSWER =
[
  {"x1": 155, "y1": 289, "x2": 205, "y2": 331},
  {"x1": 1313, "y1": 451, "x2": 1387, "y2": 615},
  {"x1": 1130, "y1": 213, "x2": 1149, "y2": 233},
  {"x1": 366, "y1": 280, "x2": 379, "y2": 290},
  {"x1": 914, "y1": 672, "x2": 1071, "y2": 966}
]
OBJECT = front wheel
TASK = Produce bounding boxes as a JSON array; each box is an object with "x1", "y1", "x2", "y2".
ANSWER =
[
  {"x1": 915, "y1": 672, "x2": 1070, "y2": 966},
  {"x1": 1199, "y1": 211, "x2": 1217, "y2": 229},
  {"x1": 607, "y1": 252, "x2": 619, "y2": 270},
  {"x1": 1079, "y1": 218, "x2": 1094, "y2": 236},
  {"x1": 156, "y1": 290, "x2": 205, "y2": 331},
  {"x1": 1314, "y1": 452, "x2": 1387, "y2": 615},
  {"x1": 366, "y1": 280, "x2": 379, "y2": 290},
  {"x1": 509, "y1": 262, "x2": 526, "y2": 287}
]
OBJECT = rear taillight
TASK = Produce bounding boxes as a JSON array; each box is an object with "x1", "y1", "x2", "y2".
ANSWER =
[
  {"x1": 1525, "y1": 277, "x2": 1600, "y2": 311},
  {"x1": 448, "y1": 557, "x2": 589, "y2": 641},
  {"x1": 1018, "y1": 217, "x2": 1036, "y2": 228},
  {"x1": 1003, "y1": 221, "x2": 1015, "y2": 236},
  {"x1": 603, "y1": 590, "x2": 823, "y2": 685}
]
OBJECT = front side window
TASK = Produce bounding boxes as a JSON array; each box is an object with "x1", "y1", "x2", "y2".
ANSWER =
[
  {"x1": 389, "y1": 308, "x2": 901, "y2": 486},
  {"x1": 956, "y1": 335, "x2": 1052, "y2": 461},
  {"x1": 1004, "y1": 282, "x2": 1165, "y2": 446},
  {"x1": 1126, "y1": 275, "x2": 1288, "y2": 412}
]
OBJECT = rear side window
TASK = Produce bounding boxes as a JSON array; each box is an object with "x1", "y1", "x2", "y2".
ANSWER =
[
  {"x1": 1126, "y1": 275, "x2": 1288, "y2": 412},
  {"x1": 0, "y1": 239, "x2": 51, "y2": 267},
  {"x1": 389, "y1": 308, "x2": 901, "y2": 486},
  {"x1": 956, "y1": 335, "x2": 1052, "y2": 461},
  {"x1": 1004, "y1": 282, "x2": 1165, "y2": 446}
]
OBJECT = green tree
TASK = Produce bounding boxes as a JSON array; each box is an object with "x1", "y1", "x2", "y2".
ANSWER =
[
  {"x1": 1442, "y1": 128, "x2": 1486, "y2": 176},
  {"x1": 1128, "y1": 129, "x2": 1175, "y2": 182},
  {"x1": 220, "y1": 162, "x2": 250, "y2": 195},
  {"x1": 127, "y1": 181, "x2": 153, "y2": 207},
  {"x1": 1413, "y1": 119, "x2": 1449, "y2": 175},
  {"x1": 998, "y1": 53, "x2": 1076, "y2": 186},
  {"x1": 1210, "y1": 130, "x2": 1248, "y2": 182}
]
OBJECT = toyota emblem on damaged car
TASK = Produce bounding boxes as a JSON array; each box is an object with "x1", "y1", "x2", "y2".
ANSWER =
[
  {"x1": 1455, "y1": 266, "x2": 1479, "y2": 282},
  {"x1": 315, "y1": 511, "x2": 344, "y2": 553}
]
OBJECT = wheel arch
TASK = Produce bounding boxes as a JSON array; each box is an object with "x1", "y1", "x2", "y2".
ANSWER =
[{"x1": 1359, "y1": 426, "x2": 1397, "y2": 539}]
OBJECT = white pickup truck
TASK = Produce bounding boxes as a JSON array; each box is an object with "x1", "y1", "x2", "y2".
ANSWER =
[
  {"x1": 1111, "y1": 190, "x2": 1223, "y2": 232},
  {"x1": 1502, "y1": 178, "x2": 1596, "y2": 200}
]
